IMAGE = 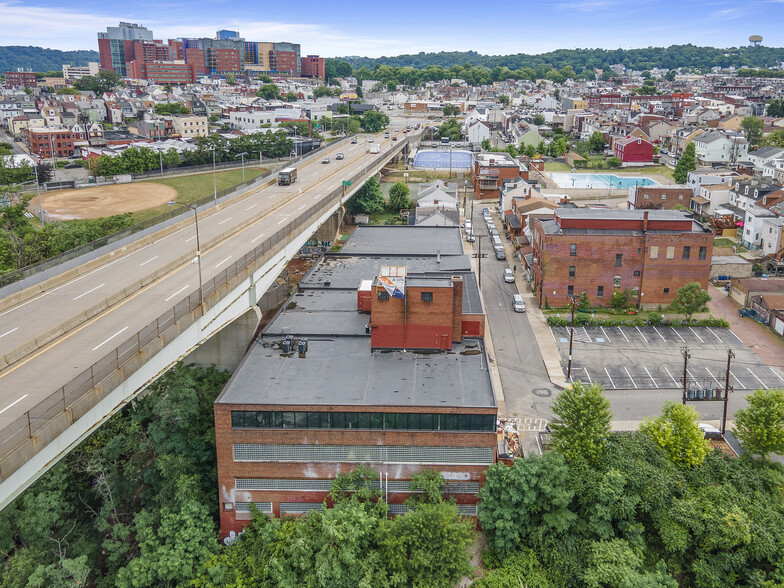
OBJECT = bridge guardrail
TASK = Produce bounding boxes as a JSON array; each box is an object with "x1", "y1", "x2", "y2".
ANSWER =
[{"x1": 0, "y1": 138, "x2": 406, "y2": 483}]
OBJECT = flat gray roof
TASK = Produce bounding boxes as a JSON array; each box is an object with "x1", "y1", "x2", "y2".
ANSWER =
[
  {"x1": 340, "y1": 226, "x2": 465, "y2": 256},
  {"x1": 216, "y1": 336, "x2": 496, "y2": 408},
  {"x1": 555, "y1": 208, "x2": 694, "y2": 221},
  {"x1": 540, "y1": 218, "x2": 707, "y2": 236}
]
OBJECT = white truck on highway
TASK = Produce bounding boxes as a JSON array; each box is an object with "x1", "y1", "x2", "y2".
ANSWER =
[{"x1": 370, "y1": 144, "x2": 380, "y2": 154}]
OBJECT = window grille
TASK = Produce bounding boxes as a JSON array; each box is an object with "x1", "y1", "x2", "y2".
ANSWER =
[
  {"x1": 280, "y1": 502, "x2": 322, "y2": 514},
  {"x1": 234, "y1": 502, "x2": 272, "y2": 513},
  {"x1": 233, "y1": 444, "x2": 495, "y2": 465}
]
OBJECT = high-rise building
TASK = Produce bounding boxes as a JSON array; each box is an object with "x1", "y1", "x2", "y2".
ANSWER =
[
  {"x1": 301, "y1": 55, "x2": 325, "y2": 80},
  {"x1": 217, "y1": 29, "x2": 240, "y2": 40},
  {"x1": 273, "y1": 42, "x2": 301, "y2": 76},
  {"x1": 97, "y1": 22, "x2": 154, "y2": 76}
]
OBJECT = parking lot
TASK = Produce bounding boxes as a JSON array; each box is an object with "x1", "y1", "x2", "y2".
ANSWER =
[{"x1": 550, "y1": 325, "x2": 784, "y2": 391}]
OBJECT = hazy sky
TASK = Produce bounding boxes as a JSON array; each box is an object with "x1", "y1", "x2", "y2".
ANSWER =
[{"x1": 2, "y1": 0, "x2": 783, "y2": 57}]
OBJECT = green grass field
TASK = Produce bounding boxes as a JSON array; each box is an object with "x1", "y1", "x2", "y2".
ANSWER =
[
  {"x1": 133, "y1": 167, "x2": 266, "y2": 223},
  {"x1": 543, "y1": 162, "x2": 674, "y2": 180}
]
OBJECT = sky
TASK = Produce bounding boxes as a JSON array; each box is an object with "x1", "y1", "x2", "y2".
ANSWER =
[{"x1": 2, "y1": 0, "x2": 784, "y2": 57}]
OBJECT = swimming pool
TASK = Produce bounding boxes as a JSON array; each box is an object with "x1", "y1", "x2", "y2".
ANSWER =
[
  {"x1": 548, "y1": 172, "x2": 659, "y2": 189},
  {"x1": 412, "y1": 149, "x2": 473, "y2": 170}
]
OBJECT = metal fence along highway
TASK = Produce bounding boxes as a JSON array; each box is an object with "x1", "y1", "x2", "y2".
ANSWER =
[{"x1": 0, "y1": 137, "x2": 407, "y2": 483}]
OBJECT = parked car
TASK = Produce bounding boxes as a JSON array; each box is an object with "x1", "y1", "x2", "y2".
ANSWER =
[
  {"x1": 335, "y1": 153, "x2": 344, "y2": 160},
  {"x1": 504, "y1": 269, "x2": 514, "y2": 283},
  {"x1": 494, "y1": 246, "x2": 506, "y2": 260},
  {"x1": 64, "y1": 162, "x2": 81, "y2": 169},
  {"x1": 322, "y1": 157, "x2": 330, "y2": 164},
  {"x1": 513, "y1": 294, "x2": 526, "y2": 313}
]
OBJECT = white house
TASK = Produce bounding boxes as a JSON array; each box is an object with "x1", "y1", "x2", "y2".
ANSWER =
[
  {"x1": 691, "y1": 182, "x2": 732, "y2": 216},
  {"x1": 745, "y1": 146, "x2": 784, "y2": 177},
  {"x1": 465, "y1": 119, "x2": 490, "y2": 145},
  {"x1": 692, "y1": 131, "x2": 748, "y2": 165},
  {"x1": 760, "y1": 215, "x2": 784, "y2": 258}
]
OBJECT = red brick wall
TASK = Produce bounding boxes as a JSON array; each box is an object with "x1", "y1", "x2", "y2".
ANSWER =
[
  {"x1": 370, "y1": 284, "x2": 456, "y2": 349},
  {"x1": 632, "y1": 186, "x2": 693, "y2": 210}
]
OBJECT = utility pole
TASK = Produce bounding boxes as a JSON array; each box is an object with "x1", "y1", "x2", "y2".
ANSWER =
[
  {"x1": 721, "y1": 349, "x2": 734, "y2": 434},
  {"x1": 681, "y1": 346, "x2": 690, "y2": 404},
  {"x1": 472, "y1": 235, "x2": 486, "y2": 289},
  {"x1": 567, "y1": 295, "x2": 576, "y2": 380}
]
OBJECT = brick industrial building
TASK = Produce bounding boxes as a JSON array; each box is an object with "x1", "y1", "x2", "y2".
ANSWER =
[
  {"x1": 531, "y1": 209, "x2": 713, "y2": 308},
  {"x1": 4, "y1": 70, "x2": 37, "y2": 88},
  {"x1": 472, "y1": 152, "x2": 527, "y2": 201},
  {"x1": 628, "y1": 185, "x2": 694, "y2": 210},
  {"x1": 214, "y1": 226, "x2": 496, "y2": 538}
]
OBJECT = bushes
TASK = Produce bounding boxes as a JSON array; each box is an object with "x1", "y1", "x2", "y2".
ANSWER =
[{"x1": 545, "y1": 313, "x2": 728, "y2": 328}]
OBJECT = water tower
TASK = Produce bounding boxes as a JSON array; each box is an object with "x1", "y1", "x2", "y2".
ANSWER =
[{"x1": 749, "y1": 35, "x2": 763, "y2": 47}]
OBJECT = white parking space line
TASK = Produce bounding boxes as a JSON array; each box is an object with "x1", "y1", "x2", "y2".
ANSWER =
[
  {"x1": 245, "y1": 204, "x2": 257, "y2": 210},
  {"x1": 251, "y1": 232, "x2": 265, "y2": 244},
  {"x1": 617, "y1": 327, "x2": 630, "y2": 343},
  {"x1": 604, "y1": 367, "x2": 616, "y2": 389},
  {"x1": 644, "y1": 367, "x2": 659, "y2": 388},
  {"x1": 165, "y1": 285, "x2": 190, "y2": 302},
  {"x1": 706, "y1": 327, "x2": 722, "y2": 342},
  {"x1": 635, "y1": 326, "x2": 648, "y2": 342},
  {"x1": 600, "y1": 327, "x2": 612, "y2": 342},
  {"x1": 0, "y1": 327, "x2": 19, "y2": 339},
  {"x1": 652, "y1": 326, "x2": 666, "y2": 342},
  {"x1": 687, "y1": 369, "x2": 698, "y2": 383},
  {"x1": 73, "y1": 283, "x2": 104, "y2": 301},
  {"x1": 771, "y1": 368, "x2": 784, "y2": 384},
  {"x1": 624, "y1": 367, "x2": 638, "y2": 389},
  {"x1": 729, "y1": 330, "x2": 743, "y2": 342},
  {"x1": 583, "y1": 327, "x2": 591, "y2": 342},
  {"x1": 92, "y1": 326, "x2": 128, "y2": 351},
  {"x1": 730, "y1": 371, "x2": 744, "y2": 388},
  {"x1": 218, "y1": 217, "x2": 232, "y2": 225},
  {"x1": 706, "y1": 368, "x2": 722, "y2": 387},
  {"x1": 689, "y1": 327, "x2": 704, "y2": 343},
  {"x1": 549, "y1": 327, "x2": 558, "y2": 344},
  {"x1": 664, "y1": 365, "x2": 679, "y2": 387},
  {"x1": 747, "y1": 368, "x2": 766, "y2": 388},
  {"x1": 139, "y1": 255, "x2": 159, "y2": 266},
  {"x1": 215, "y1": 255, "x2": 233, "y2": 268},
  {"x1": 583, "y1": 367, "x2": 592, "y2": 382},
  {"x1": 671, "y1": 328, "x2": 685, "y2": 342},
  {"x1": 0, "y1": 394, "x2": 28, "y2": 415}
]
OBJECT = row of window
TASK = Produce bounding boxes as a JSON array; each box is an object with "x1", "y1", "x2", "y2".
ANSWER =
[
  {"x1": 567, "y1": 285, "x2": 673, "y2": 297},
  {"x1": 569, "y1": 246, "x2": 707, "y2": 261},
  {"x1": 230, "y1": 411, "x2": 496, "y2": 432},
  {"x1": 377, "y1": 291, "x2": 433, "y2": 302}
]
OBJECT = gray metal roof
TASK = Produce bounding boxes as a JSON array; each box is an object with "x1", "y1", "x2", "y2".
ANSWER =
[
  {"x1": 555, "y1": 208, "x2": 694, "y2": 222},
  {"x1": 340, "y1": 226, "x2": 466, "y2": 256},
  {"x1": 216, "y1": 336, "x2": 496, "y2": 408}
]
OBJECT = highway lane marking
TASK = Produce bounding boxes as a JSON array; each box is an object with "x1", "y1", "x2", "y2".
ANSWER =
[
  {"x1": 747, "y1": 367, "x2": 766, "y2": 388},
  {"x1": 689, "y1": 327, "x2": 704, "y2": 343},
  {"x1": 215, "y1": 256, "x2": 233, "y2": 268},
  {"x1": 278, "y1": 219, "x2": 287, "y2": 225},
  {"x1": 139, "y1": 255, "x2": 159, "y2": 266},
  {"x1": 652, "y1": 326, "x2": 666, "y2": 342},
  {"x1": 604, "y1": 367, "x2": 616, "y2": 389},
  {"x1": 245, "y1": 204, "x2": 257, "y2": 210},
  {"x1": 770, "y1": 368, "x2": 784, "y2": 383},
  {"x1": 218, "y1": 217, "x2": 232, "y2": 225},
  {"x1": 0, "y1": 394, "x2": 28, "y2": 415},
  {"x1": 617, "y1": 327, "x2": 629, "y2": 343},
  {"x1": 600, "y1": 327, "x2": 611, "y2": 342},
  {"x1": 251, "y1": 233, "x2": 265, "y2": 244},
  {"x1": 298, "y1": 204, "x2": 307, "y2": 210},
  {"x1": 706, "y1": 368, "x2": 722, "y2": 387},
  {"x1": 664, "y1": 365, "x2": 679, "y2": 387},
  {"x1": 670, "y1": 327, "x2": 685, "y2": 342},
  {"x1": 73, "y1": 283, "x2": 104, "y2": 301},
  {"x1": 0, "y1": 327, "x2": 19, "y2": 339},
  {"x1": 624, "y1": 367, "x2": 638, "y2": 389},
  {"x1": 92, "y1": 327, "x2": 129, "y2": 351},
  {"x1": 706, "y1": 327, "x2": 722, "y2": 342},
  {"x1": 644, "y1": 366, "x2": 659, "y2": 388},
  {"x1": 165, "y1": 285, "x2": 190, "y2": 302},
  {"x1": 635, "y1": 326, "x2": 648, "y2": 342},
  {"x1": 186, "y1": 235, "x2": 198, "y2": 242},
  {"x1": 583, "y1": 367, "x2": 591, "y2": 382}
]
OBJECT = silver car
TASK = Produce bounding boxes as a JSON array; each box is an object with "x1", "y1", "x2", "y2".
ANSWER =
[{"x1": 504, "y1": 269, "x2": 514, "y2": 283}]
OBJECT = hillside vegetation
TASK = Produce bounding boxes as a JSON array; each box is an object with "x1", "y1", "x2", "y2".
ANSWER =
[{"x1": 0, "y1": 46, "x2": 99, "y2": 74}]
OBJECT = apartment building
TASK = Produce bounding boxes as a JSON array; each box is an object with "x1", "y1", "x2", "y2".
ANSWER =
[
  {"x1": 24, "y1": 127, "x2": 75, "y2": 158},
  {"x1": 171, "y1": 114, "x2": 208, "y2": 138},
  {"x1": 628, "y1": 185, "x2": 693, "y2": 210},
  {"x1": 472, "y1": 152, "x2": 526, "y2": 201}
]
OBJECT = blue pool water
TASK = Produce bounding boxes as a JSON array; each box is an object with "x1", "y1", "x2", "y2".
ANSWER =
[
  {"x1": 413, "y1": 149, "x2": 473, "y2": 170},
  {"x1": 548, "y1": 172, "x2": 659, "y2": 189}
]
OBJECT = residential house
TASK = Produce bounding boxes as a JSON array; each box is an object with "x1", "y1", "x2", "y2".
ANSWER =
[
  {"x1": 613, "y1": 136, "x2": 654, "y2": 166},
  {"x1": 628, "y1": 185, "x2": 692, "y2": 210},
  {"x1": 692, "y1": 131, "x2": 748, "y2": 165},
  {"x1": 171, "y1": 114, "x2": 208, "y2": 138},
  {"x1": 745, "y1": 146, "x2": 784, "y2": 178},
  {"x1": 691, "y1": 182, "x2": 733, "y2": 217}
]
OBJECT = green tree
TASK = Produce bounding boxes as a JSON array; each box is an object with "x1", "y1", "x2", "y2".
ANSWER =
[
  {"x1": 639, "y1": 402, "x2": 709, "y2": 468},
  {"x1": 442, "y1": 103, "x2": 460, "y2": 116},
  {"x1": 154, "y1": 103, "x2": 191, "y2": 115},
  {"x1": 577, "y1": 291, "x2": 591, "y2": 312},
  {"x1": 478, "y1": 452, "x2": 576, "y2": 557},
  {"x1": 588, "y1": 131, "x2": 605, "y2": 153},
  {"x1": 73, "y1": 70, "x2": 123, "y2": 94},
  {"x1": 386, "y1": 80, "x2": 397, "y2": 92},
  {"x1": 284, "y1": 92, "x2": 299, "y2": 101},
  {"x1": 255, "y1": 83, "x2": 279, "y2": 101},
  {"x1": 610, "y1": 288, "x2": 633, "y2": 311},
  {"x1": 361, "y1": 110, "x2": 388, "y2": 133},
  {"x1": 481, "y1": 138, "x2": 491, "y2": 150},
  {"x1": 767, "y1": 99, "x2": 784, "y2": 117},
  {"x1": 669, "y1": 281, "x2": 710, "y2": 323},
  {"x1": 225, "y1": 73, "x2": 235, "y2": 86},
  {"x1": 549, "y1": 381, "x2": 613, "y2": 465},
  {"x1": 355, "y1": 85, "x2": 363, "y2": 98},
  {"x1": 314, "y1": 85, "x2": 333, "y2": 98},
  {"x1": 345, "y1": 177, "x2": 385, "y2": 215},
  {"x1": 740, "y1": 116, "x2": 764, "y2": 145},
  {"x1": 533, "y1": 114, "x2": 546, "y2": 126},
  {"x1": 733, "y1": 388, "x2": 784, "y2": 458},
  {"x1": 335, "y1": 61, "x2": 353, "y2": 78},
  {"x1": 388, "y1": 182, "x2": 411, "y2": 211},
  {"x1": 55, "y1": 87, "x2": 80, "y2": 95},
  {"x1": 673, "y1": 142, "x2": 696, "y2": 183},
  {"x1": 606, "y1": 156, "x2": 622, "y2": 168},
  {"x1": 498, "y1": 95, "x2": 510, "y2": 106},
  {"x1": 761, "y1": 129, "x2": 784, "y2": 147},
  {"x1": 437, "y1": 118, "x2": 462, "y2": 141}
]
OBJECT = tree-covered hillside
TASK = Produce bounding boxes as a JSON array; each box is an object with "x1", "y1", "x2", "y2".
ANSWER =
[
  {"x1": 0, "y1": 46, "x2": 99, "y2": 74},
  {"x1": 339, "y1": 44, "x2": 784, "y2": 74}
]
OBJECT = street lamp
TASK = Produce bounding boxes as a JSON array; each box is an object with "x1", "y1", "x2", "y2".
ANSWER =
[
  {"x1": 168, "y1": 200, "x2": 204, "y2": 306},
  {"x1": 210, "y1": 146, "x2": 217, "y2": 203},
  {"x1": 236, "y1": 151, "x2": 248, "y2": 183},
  {"x1": 33, "y1": 161, "x2": 44, "y2": 226},
  {"x1": 159, "y1": 145, "x2": 164, "y2": 176}
]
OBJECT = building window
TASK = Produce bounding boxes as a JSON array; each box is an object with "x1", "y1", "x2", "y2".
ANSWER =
[
  {"x1": 662, "y1": 194, "x2": 667, "y2": 200},
  {"x1": 666, "y1": 246, "x2": 675, "y2": 259},
  {"x1": 698, "y1": 246, "x2": 707, "y2": 260},
  {"x1": 682, "y1": 246, "x2": 691, "y2": 260},
  {"x1": 421, "y1": 292, "x2": 433, "y2": 302},
  {"x1": 634, "y1": 270, "x2": 641, "y2": 276},
  {"x1": 615, "y1": 254, "x2": 623, "y2": 267},
  {"x1": 378, "y1": 290, "x2": 389, "y2": 301},
  {"x1": 614, "y1": 276, "x2": 621, "y2": 287},
  {"x1": 567, "y1": 285, "x2": 574, "y2": 297},
  {"x1": 570, "y1": 243, "x2": 577, "y2": 256},
  {"x1": 597, "y1": 285, "x2": 604, "y2": 297},
  {"x1": 569, "y1": 266, "x2": 576, "y2": 278},
  {"x1": 644, "y1": 194, "x2": 649, "y2": 199}
]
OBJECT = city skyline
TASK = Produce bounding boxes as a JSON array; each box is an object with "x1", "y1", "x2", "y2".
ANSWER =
[{"x1": 2, "y1": 0, "x2": 784, "y2": 58}]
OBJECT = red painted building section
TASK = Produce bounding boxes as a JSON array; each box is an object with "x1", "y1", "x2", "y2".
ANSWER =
[{"x1": 613, "y1": 136, "x2": 654, "y2": 164}]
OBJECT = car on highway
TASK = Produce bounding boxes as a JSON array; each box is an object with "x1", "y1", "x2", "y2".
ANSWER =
[
  {"x1": 513, "y1": 294, "x2": 526, "y2": 313},
  {"x1": 321, "y1": 157, "x2": 330, "y2": 164},
  {"x1": 335, "y1": 153, "x2": 344, "y2": 160},
  {"x1": 504, "y1": 269, "x2": 514, "y2": 283},
  {"x1": 351, "y1": 138, "x2": 358, "y2": 144},
  {"x1": 368, "y1": 138, "x2": 374, "y2": 143},
  {"x1": 392, "y1": 136, "x2": 398, "y2": 141}
]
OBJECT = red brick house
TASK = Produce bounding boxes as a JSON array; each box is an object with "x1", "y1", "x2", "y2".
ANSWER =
[
  {"x1": 628, "y1": 185, "x2": 693, "y2": 210},
  {"x1": 472, "y1": 152, "x2": 526, "y2": 201},
  {"x1": 531, "y1": 209, "x2": 713, "y2": 308},
  {"x1": 613, "y1": 136, "x2": 654, "y2": 166},
  {"x1": 24, "y1": 128, "x2": 74, "y2": 158}
]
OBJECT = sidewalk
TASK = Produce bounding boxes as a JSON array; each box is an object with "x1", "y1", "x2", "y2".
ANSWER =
[{"x1": 707, "y1": 284, "x2": 784, "y2": 368}]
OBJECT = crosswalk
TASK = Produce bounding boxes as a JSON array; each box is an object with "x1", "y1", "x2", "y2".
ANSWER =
[{"x1": 502, "y1": 417, "x2": 549, "y2": 431}]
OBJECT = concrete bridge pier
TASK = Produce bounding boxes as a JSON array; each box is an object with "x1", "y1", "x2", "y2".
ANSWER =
[
  {"x1": 185, "y1": 306, "x2": 261, "y2": 372},
  {"x1": 313, "y1": 207, "x2": 345, "y2": 244}
]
